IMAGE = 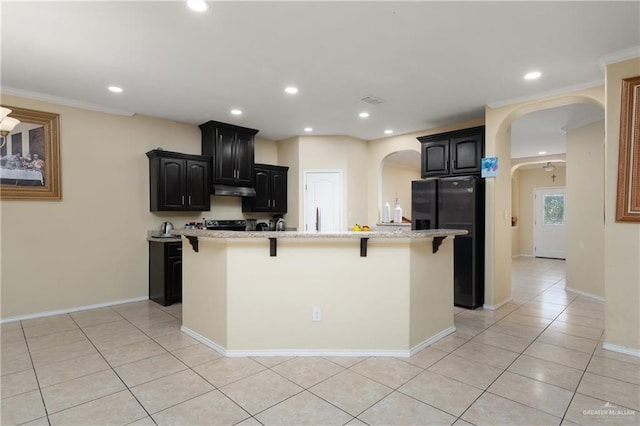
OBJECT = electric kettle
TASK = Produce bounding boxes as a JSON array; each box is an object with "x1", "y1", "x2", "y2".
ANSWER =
[
  {"x1": 276, "y1": 218, "x2": 286, "y2": 231},
  {"x1": 161, "y1": 221, "x2": 174, "y2": 235}
]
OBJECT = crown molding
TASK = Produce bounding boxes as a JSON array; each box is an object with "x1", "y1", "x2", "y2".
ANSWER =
[
  {"x1": 599, "y1": 46, "x2": 640, "y2": 68},
  {"x1": 0, "y1": 86, "x2": 135, "y2": 117}
]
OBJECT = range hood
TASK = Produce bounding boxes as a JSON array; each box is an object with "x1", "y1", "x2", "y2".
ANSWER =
[{"x1": 212, "y1": 184, "x2": 256, "y2": 197}]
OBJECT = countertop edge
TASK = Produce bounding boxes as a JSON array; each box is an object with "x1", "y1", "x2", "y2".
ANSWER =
[{"x1": 170, "y1": 229, "x2": 467, "y2": 239}]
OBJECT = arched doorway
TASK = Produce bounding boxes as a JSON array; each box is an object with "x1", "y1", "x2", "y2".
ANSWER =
[{"x1": 379, "y1": 150, "x2": 421, "y2": 223}]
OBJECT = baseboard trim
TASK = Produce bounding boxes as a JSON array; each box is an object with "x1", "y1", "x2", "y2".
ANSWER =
[
  {"x1": 602, "y1": 342, "x2": 640, "y2": 358},
  {"x1": 0, "y1": 296, "x2": 149, "y2": 324},
  {"x1": 565, "y1": 287, "x2": 605, "y2": 302},
  {"x1": 181, "y1": 325, "x2": 456, "y2": 358},
  {"x1": 483, "y1": 297, "x2": 513, "y2": 311}
]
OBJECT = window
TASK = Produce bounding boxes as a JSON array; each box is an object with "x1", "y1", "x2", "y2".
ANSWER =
[{"x1": 543, "y1": 194, "x2": 565, "y2": 225}]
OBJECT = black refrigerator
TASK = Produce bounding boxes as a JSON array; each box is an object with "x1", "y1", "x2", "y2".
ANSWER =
[{"x1": 412, "y1": 176, "x2": 485, "y2": 308}]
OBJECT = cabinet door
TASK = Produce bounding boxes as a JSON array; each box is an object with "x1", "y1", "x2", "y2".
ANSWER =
[
  {"x1": 167, "y1": 249, "x2": 182, "y2": 304},
  {"x1": 421, "y1": 140, "x2": 450, "y2": 177},
  {"x1": 185, "y1": 160, "x2": 210, "y2": 211},
  {"x1": 214, "y1": 127, "x2": 237, "y2": 184},
  {"x1": 451, "y1": 134, "x2": 483, "y2": 175},
  {"x1": 234, "y1": 131, "x2": 255, "y2": 186},
  {"x1": 252, "y1": 168, "x2": 271, "y2": 211},
  {"x1": 271, "y1": 169, "x2": 288, "y2": 213},
  {"x1": 159, "y1": 158, "x2": 185, "y2": 210}
]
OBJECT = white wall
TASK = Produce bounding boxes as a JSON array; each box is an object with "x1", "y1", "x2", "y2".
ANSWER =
[{"x1": 566, "y1": 120, "x2": 605, "y2": 298}]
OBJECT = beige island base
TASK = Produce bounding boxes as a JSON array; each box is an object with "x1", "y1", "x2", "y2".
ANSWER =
[{"x1": 175, "y1": 229, "x2": 466, "y2": 357}]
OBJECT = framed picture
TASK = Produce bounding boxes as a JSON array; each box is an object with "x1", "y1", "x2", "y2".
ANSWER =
[
  {"x1": 616, "y1": 76, "x2": 640, "y2": 222},
  {"x1": 0, "y1": 105, "x2": 61, "y2": 200}
]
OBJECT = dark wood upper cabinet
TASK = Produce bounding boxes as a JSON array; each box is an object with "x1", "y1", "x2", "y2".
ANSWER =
[
  {"x1": 146, "y1": 150, "x2": 211, "y2": 211},
  {"x1": 242, "y1": 164, "x2": 288, "y2": 213},
  {"x1": 418, "y1": 126, "x2": 484, "y2": 177},
  {"x1": 200, "y1": 120, "x2": 258, "y2": 188}
]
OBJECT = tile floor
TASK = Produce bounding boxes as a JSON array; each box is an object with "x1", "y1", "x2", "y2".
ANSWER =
[{"x1": 2, "y1": 257, "x2": 639, "y2": 425}]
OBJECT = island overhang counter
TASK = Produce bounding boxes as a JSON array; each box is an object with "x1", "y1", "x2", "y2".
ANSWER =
[{"x1": 174, "y1": 229, "x2": 466, "y2": 357}]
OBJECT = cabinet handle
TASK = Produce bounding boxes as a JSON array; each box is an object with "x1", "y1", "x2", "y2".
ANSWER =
[
  {"x1": 177, "y1": 248, "x2": 182, "y2": 251},
  {"x1": 268, "y1": 200, "x2": 271, "y2": 207},
  {"x1": 272, "y1": 199, "x2": 276, "y2": 208},
  {"x1": 445, "y1": 160, "x2": 449, "y2": 170},
  {"x1": 188, "y1": 195, "x2": 192, "y2": 205},
  {"x1": 182, "y1": 196, "x2": 185, "y2": 205}
]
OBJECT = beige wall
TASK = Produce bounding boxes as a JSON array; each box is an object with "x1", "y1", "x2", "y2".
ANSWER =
[
  {"x1": 512, "y1": 166, "x2": 566, "y2": 256},
  {"x1": 604, "y1": 58, "x2": 640, "y2": 352},
  {"x1": 381, "y1": 164, "x2": 420, "y2": 221},
  {"x1": 485, "y1": 85, "x2": 604, "y2": 308},
  {"x1": 566, "y1": 120, "x2": 605, "y2": 298},
  {"x1": 0, "y1": 94, "x2": 279, "y2": 319}
]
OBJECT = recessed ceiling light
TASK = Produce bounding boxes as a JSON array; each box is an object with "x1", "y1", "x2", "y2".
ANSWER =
[
  {"x1": 538, "y1": 151, "x2": 547, "y2": 155},
  {"x1": 285, "y1": 86, "x2": 298, "y2": 94},
  {"x1": 108, "y1": 86, "x2": 123, "y2": 93},
  {"x1": 230, "y1": 109, "x2": 242, "y2": 115},
  {"x1": 384, "y1": 129, "x2": 393, "y2": 135},
  {"x1": 524, "y1": 71, "x2": 542, "y2": 80},
  {"x1": 359, "y1": 112, "x2": 370, "y2": 118},
  {"x1": 304, "y1": 127, "x2": 313, "y2": 132},
  {"x1": 187, "y1": 0, "x2": 208, "y2": 12}
]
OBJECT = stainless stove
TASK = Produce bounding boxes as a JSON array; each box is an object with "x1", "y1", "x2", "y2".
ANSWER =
[{"x1": 204, "y1": 219, "x2": 246, "y2": 231}]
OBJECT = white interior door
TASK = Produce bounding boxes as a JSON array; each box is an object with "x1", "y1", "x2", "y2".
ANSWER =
[
  {"x1": 534, "y1": 187, "x2": 566, "y2": 259},
  {"x1": 304, "y1": 171, "x2": 342, "y2": 232}
]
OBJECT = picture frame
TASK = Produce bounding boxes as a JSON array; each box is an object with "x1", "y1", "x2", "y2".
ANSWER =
[
  {"x1": 0, "y1": 105, "x2": 61, "y2": 200},
  {"x1": 616, "y1": 76, "x2": 640, "y2": 222}
]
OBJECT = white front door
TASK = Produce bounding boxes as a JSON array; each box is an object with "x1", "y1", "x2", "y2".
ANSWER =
[
  {"x1": 304, "y1": 171, "x2": 343, "y2": 232},
  {"x1": 534, "y1": 187, "x2": 566, "y2": 259}
]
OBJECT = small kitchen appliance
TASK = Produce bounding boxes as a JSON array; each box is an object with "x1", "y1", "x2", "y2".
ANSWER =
[
  {"x1": 204, "y1": 219, "x2": 246, "y2": 231},
  {"x1": 160, "y1": 221, "x2": 174, "y2": 235}
]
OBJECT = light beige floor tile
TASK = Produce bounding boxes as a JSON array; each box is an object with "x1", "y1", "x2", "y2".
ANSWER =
[
  {"x1": 30, "y1": 339, "x2": 98, "y2": 368},
  {"x1": 81, "y1": 320, "x2": 138, "y2": 339},
  {"x1": 556, "y1": 312, "x2": 604, "y2": 330},
  {"x1": 235, "y1": 417, "x2": 262, "y2": 426},
  {"x1": 126, "y1": 310, "x2": 177, "y2": 327},
  {"x1": 1, "y1": 339, "x2": 28, "y2": 358},
  {"x1": 587, "y1": 355, "x2": 640, "y2": 385},
  {"x1": 251, "y1": 356, "x2": 294, "y2": 368},
  {"x1": 22, "y1": 315, "x2": 78, "y2": 338},
  {"x1": 471, "y1": 329, "x2": 532, "y2": 353},
  {"x1": 26, "y1": 328, "x2": 87, "y2": 352},
  {"x1": 501, "y1": 312, "x2": 553, "y2": 328},
  {"x1": 34, "y1": 352, "x2": 110, "y2": 388},
  {"x1": 41, "y1": 369, "x2": 125, "y2": 414},
  {"x1": 513, "y1": 305, "x2": 561, "y2": 320},
  {"x1": 452, "y1": 323, "x2": 486, "y2": 339},
  {"x1": 1, "y1": 328, "x2": 26, "y2": 346},
  {"x1": 348, "y1": 357, "x2": 422, "y2": 389},
  {"x1": 171, "y1": 343, "x2": 223, "y2": 367},
  {"x1": 488, "y1": 371, "x2": 573, "y2": 417},
  {"x1": 221, "y1": 369, "x2": 303, "y2": 415},
  {"x1": 135, "y1": 319, "x2": 182, "y2": 338},
  {"x1": 399, "y1": 370, "x2": 482, "y2": 417},
  {"x1": 564, "y1": 392, "x2": 639, "y2": 426},
  {"x1": 127, "y1": 416, "x2": 157, "y2": 425},
  {"x1": 358, "y1": 391, "x2": 455, "y2": 426},
  {"x1": 507, "y1": 354, "x2": 583, "y2": 391},
  {"x1": 537, "y1": 329, "x2": 599, "y2": 354},
  {"x1": 20, "y1": 416, "x2": 50, "y2": 426},
  {"x1": 452, "y1": 341, "x2": 519, "y2": 369},
  {"x1": 153, "y1": 331, "x2": 198, "y2": 352},
  {"x1": 152, "y1": 390, "x2": 250, "y2": 425},
  {"x1": 0, "y1": 349, "x2": 33, "y2": 376},
  {"x1": 454, "y1": 312, "x2": 499, "y2": 329},
  {"x1": 0, "y1": 321, "x2": 22, "y2": 332},
  {"x1": 461, "y1": 392, "x2": 561, "y2": 426},
  {"x1": 547, "y1": 320, "x2": 603, "y2": 340},
  {"x1": 594, "y1": 346, "x2": 640, "y2": 366},
  {"x1": 256, "y1": 391, "x2": 353, "y2": 425},
  {"x1": 131, "y1": 369, "x2": 214, "y2": 414},
  {"x1": 48, "y1": 390, "x2": 147, "y2": 426},
  {"x1": 0, "y1": 368, "x2": 38, "y2": 399},
  {"x1": 522, "y1": 301, "x2": 567, "y2": 314},
  {"x1": 578, "y1": 372, "x2": 640, "y2": 411},
  {"x1": 524, "y1": 341, "x2": 592, "y2": 370},
  {"x1": 101, "y1": 339, "x2": 166, "y2": 367},
  {"x1": 115, "y1": 352, "x2": 187, "y2": 388},
  {"x1": 401, "y1": 347, "x2": 449, "y2": 369},
  {"x1": 69, "y1": 308, "x2": 123, "y2": 328},
  {"x1": 0, "y1": 390, "x2": 47, "y2": 425},
  {"x1": 321, "y1": 356, "x2": 366, "y2": 368},
  {"x1": 272, "y1": 357, "x2": 344, "y2": 388},
  {"x1": 489, "y1": 320, "x2": 544, "y2": 340},
  {"x1": 89, "y1": 328, "x2": 150, "y2": 352},
  {"x1": 428, "y1": 354, "x2": 503, "y2": 390},
  {"x1": 429, "y1": 334, "x2": 469, "y2": 352},
  {"x1": 309, "y1": 370, "x2": 392, "y2": 416},
  {"x1": 194, "y1": 357, "x2": 265, "y2": 388}
]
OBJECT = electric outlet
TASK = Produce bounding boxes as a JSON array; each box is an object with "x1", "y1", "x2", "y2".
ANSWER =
[{"x1": 312, "y1": 306, "x2": 322, "y2": 321}]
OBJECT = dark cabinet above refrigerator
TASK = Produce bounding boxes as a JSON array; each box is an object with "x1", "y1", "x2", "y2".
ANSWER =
[{"x1": 417, "y1": 126, "x2": 485, "y2": 178}]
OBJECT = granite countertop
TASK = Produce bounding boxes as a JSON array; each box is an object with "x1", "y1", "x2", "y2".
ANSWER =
[
  {"x1": 147, "y1": 230, "x2": 181, "y2": 242},
  {"x1": 171, "y1": 228, "x2": 467, "y2": 239}
]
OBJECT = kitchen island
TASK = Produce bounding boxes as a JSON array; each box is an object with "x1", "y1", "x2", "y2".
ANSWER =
[{"x1": 173, "y1": 228, "x2": 466, "y2": 357}]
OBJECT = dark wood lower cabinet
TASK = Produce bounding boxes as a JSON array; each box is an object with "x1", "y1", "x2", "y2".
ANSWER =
[{"x1": 149, "y1": 241, "x2": 182, "y2": 306}]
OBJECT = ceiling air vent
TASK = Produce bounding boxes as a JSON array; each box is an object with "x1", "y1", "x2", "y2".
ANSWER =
[{"x1": 360, "y1": 95, "x2": 387, "y2": 105}]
